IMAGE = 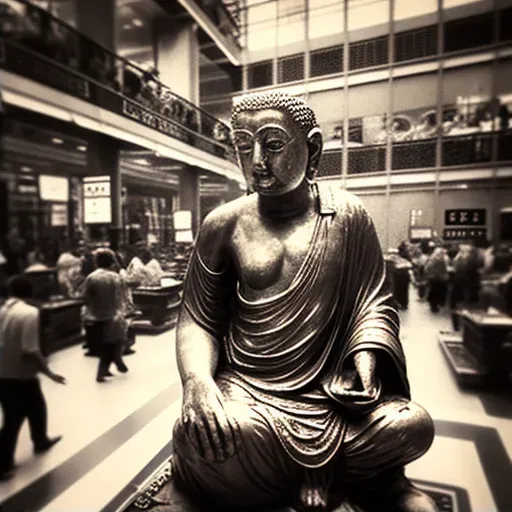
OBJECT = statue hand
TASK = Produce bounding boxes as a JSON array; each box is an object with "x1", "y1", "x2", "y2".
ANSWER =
[
  {"x1": 346, "y1": 349, "x2": 380, "y2": 400},
  {"x1": 181, "y1": 376, "x2": 239, "y2": 463},
  {"x1": 331, "y1": 350, "x2": 380, "y2": 404}
]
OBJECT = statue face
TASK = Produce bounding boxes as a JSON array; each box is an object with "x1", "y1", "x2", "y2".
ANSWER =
[{"x1": 233, "y1": 109, "x2": 309, "y2": 195}]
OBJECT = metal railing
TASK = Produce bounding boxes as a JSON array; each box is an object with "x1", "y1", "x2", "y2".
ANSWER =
[{"x1": 0, "y1": 0, "x2": 234, "y2": 156}]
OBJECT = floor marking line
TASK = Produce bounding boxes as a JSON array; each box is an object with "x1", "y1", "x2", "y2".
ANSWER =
[{"x1": 1, "y1": 382, "x2": 182, "y2": 512}]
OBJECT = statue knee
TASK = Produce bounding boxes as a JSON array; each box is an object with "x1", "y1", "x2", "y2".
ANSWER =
[
  {"x1": 172, "y1": 417, "x2": 202, "y2": 460},
  {"x1": 394, "y1": 401, "x2": 435, "y2": 458}
]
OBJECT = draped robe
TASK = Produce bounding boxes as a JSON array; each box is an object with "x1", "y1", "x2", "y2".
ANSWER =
[{"x1": 180, "y1": 184, "x2": 411, "y2": 472}]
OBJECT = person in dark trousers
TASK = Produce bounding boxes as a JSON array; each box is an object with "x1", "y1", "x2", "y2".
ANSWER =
[
  {"x1": 425, "y1": 247, "x2": 449, "y2": 313},
  {"x1": 83, "y1": 249, "x2": 129, "y2": 383},
  {"x1": 0, "y1": 275, "x2": 65, "y2": 481}
]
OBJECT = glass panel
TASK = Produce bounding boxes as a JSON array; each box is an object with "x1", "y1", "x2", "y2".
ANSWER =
[
  {"x1": 308, "y1": 0, "x2": 344, "y2": 40},
  {"x1": 444, "y1": 13, "x2": 494, "y2": 53},
  {"x1": 348, "y1": 0, "x2": 389, "y2": 33},
  {"x1": 394, "y1": 0, "x2": 437, "y2": 21},
  {"x1": 442, "y1": 64, "x2": 494, "y2": 166},
  {"x1": 347, "y1": 82, "x2": 389, "y2": 174},
  {"x1": 246, "y1": 1, "x2": 277, "y2": 52},
  {"x1": 495, "y1": 58, "x2": 512, "y2": 161},
  {"x1": 278, "y1": 0, "x2": 305, "y2": 47},
  {"x1": 392, "y1": 74, "x2": 438, "y2": 170}
]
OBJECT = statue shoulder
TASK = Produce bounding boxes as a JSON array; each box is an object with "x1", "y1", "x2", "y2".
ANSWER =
[
  {"x1": 196, "y1": 195, "x2": 252, "y2": 269},
  {"x1": 331, "y1": 188, "x2": 371, "y2": 220}
]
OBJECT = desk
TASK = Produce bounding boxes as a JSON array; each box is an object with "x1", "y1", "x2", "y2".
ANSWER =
[
  {"x1": 131, "y1": 280, "x2": 183, "y2": 334},
  {"x1": 37, "y1": 298, "x2": 84, "y2": 356},
  {"x1": 440, "y1": 309, "x2": 512, "y2": 390}
]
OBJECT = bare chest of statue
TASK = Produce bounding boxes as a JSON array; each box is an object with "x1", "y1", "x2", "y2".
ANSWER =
[{"x1": 230, "y1": 210, "x2": 318, "y2": 300}]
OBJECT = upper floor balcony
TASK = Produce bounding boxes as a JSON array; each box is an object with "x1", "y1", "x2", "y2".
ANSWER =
[
  {"x1": 155, "y1": 0, "x2": 242, "y2": 65},
  {"x1": 0, "y1": 0, "x2": 240, "y2": 179}
]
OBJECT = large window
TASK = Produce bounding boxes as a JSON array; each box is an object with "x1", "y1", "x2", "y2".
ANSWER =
[
  {"x1": 392, "y1": 74, "x2": 438, "y2": 170},
  {"x1": 495, "y1": 58, "x2": 512, "y2": 162},
  {"x1": 347, "y1": 82, "x2": 389, "y2": 174},
  {"x1": 394, "y1": 0, "x2": 437, "y2": 21},
  {"x1": 246, "y1": 0, "x2": 277, "y2": 52},
  {"x1": 277, "y1": 0, "x2": 305, "y2": 47},
  {"x1": 442, "y1": 64, "x2": 494, "y2": 166},
  {"x1": 347, "y1": 0, "x2": 389, "y2": 33},
  {"x1": 308, "y1": 0, "x2": 344, "y2": 40}
]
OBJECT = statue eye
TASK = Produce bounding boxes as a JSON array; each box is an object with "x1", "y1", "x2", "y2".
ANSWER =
[
  {"x1": 234, "y1": 134, "x2": 253, "y2": 154},
  {"x1": 265, "y1": 139, "x2": 287, "y2": 152}
]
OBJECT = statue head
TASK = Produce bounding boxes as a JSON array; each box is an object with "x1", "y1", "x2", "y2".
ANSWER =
[{"x1": 231, "y1": 92, "x2": 322, "y2": 195}]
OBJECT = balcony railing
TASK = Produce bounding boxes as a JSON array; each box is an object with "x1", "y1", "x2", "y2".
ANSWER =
[
  {"x1": 347, "y1": 145, "x2": 386, "y2": 175},
  {"x1": 442, "y1": 133, "x2": 493, "y2": 167},
  {"x1": 392, "y1": 139, "x2": 437, "y2": 170},
  {"x1": 0, "y1": 0, "x2": 234, "y2": 160},
  {"x1": 322, "y1": 129, "x2": 512, "y2": 175},
  {"x1": 498, "y1": 129, "x2": 512, "y2": 162}
]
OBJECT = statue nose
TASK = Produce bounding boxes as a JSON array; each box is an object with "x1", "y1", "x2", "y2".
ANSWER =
[{"x1": 252, "y1": 141, "x2": 266, "y2": 168}]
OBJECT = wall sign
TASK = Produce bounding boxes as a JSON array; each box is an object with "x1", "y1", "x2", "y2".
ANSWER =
[
  {"x1": 410, "y1": 227, "x2": 432, "y2": 240},
  {"x1": 51, "y1": 203, "x2": 68, "y2": 227},
  {"x1": 443, "y1": 228, "x2": 487, "y2": 241},
  {"x1": 83, "y1": 176, "x2": 111, "y2": 224},
  {"x1": 445, "y1": 209, "x2": 486, "y2": 226}
]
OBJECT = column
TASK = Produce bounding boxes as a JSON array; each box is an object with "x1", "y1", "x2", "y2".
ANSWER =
[
  {"x1": 76, "y1": 0, "x2": 117, "y2": 52},
  {"x1": 155, "y1": 20, "x2": 200, "y2": 104},
  {"x1": 86, "y1": 133, "x2": 122, "y2": 249},
  {"x1": 178, "y1": 167, "x2": 200, "y2": 238}
]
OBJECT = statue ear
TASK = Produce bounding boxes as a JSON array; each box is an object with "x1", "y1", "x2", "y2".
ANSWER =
[{"x1": 307, "y1": 128, "x2": 323, "y2": 178}]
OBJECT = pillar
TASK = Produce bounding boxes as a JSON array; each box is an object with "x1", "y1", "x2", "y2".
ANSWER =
[
  {"x1": 178, "y1": 167, "x2": 200, "y2": 238},
  {"x1": 86, "y1": 133, "x2": 122, "y2": 249},
  {"x1": 155, "y1": 20, "x2": 200, "y2": 104},
  {"x1": 76, "y1": 0, "x2": 117, "y2": 52}
]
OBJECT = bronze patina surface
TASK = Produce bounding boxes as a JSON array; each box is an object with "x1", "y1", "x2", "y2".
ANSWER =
[{"x1": 170, "y1": 92, "x2": 438, "y2": 511}]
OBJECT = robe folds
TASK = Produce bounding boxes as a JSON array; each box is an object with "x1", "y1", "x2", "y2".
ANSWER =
[{"x1": 181, "y1": 184, "x2": 410, "y2": 470}]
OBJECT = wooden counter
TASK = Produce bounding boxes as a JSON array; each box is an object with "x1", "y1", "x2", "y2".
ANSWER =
[
  {"x1": 131, "y1": 280, "x2": 183, "y2": 334},
  {"x1": 439, "y1": 309, "x2": 512, "y2": 390},
  {"x1": 37, "y1": 298, "x2": 84, "y2": 356}
]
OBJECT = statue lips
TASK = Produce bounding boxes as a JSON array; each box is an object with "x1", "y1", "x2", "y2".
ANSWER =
[{"x1": 252, "y1": 168, "x2": 279, "y2": 191}]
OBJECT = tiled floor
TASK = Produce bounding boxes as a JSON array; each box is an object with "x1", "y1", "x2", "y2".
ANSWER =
[{"x1": 0, "y1": 290, "x2": 511, "y2": 512}]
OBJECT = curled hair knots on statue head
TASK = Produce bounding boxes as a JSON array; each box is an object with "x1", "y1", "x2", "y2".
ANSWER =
[{"x1": 231, "y1": 92, "x2": 319, "y2": 137}]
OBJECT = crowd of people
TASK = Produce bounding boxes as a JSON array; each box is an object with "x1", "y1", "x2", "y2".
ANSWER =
[
  {"x1": 399, "y1": 239, "x2": 512, "y2": 329},
  {"x1": 0, "y1": 238, "x2": 169, "y2": 480},
  {"x1": 0, "y1": 0, "x2": 230, "y2": 144}
]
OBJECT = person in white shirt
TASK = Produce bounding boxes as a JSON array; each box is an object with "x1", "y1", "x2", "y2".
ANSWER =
[{"x1": 0, "y1": 275, "x2": 66, "y2": 481}]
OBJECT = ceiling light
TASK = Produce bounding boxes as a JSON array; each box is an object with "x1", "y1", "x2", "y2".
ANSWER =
[
  {"x1": 21, "y1": 166, "x2": 32, "y2": 173},
  {"x1": 52, "y1": 137, "x2": 63, "y2": 144},
  {"x1": 132, "y1": 158, "x2": 150, "y2": 166},
  {"x1": 123, "y1": 23, "x2": 132, "y2": 30},
  {"x1": 133, "y1": 18, "x2": 143, "y2": 27},
  {"x1": 77, "y1": 145, "x2": 87, "y2": 152}
]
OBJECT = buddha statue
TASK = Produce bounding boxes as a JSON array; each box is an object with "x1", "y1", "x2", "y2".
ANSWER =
[{"x1": 170, "y1": 92, "x2": 438, "y2": 512}]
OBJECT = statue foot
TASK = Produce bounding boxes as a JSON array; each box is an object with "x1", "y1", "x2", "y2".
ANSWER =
[
  {"x1": 299, "y1": 484, "x2": 328, "y2": 510},
  {"x1": 296, "y1": 468, "x2": 333, "y2": 511}
]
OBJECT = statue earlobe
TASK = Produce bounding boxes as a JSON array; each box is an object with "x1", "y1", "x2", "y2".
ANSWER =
[{"x1": 307, "y1": 127, "x2": 323, "y2": 180}]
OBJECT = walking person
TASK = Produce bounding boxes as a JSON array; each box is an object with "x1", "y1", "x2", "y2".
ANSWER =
[
  {"x1": 0, "y1": 275, "x2": 65, "y2": 481},
  {"x1": 425, "y1": 247, "x2": 449, "y2": 313},
  {"x1": 83, "y1": 249, "x2": 128, "y2": 383}
]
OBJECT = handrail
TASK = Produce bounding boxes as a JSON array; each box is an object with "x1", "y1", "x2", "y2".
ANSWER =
[{"x1": 0, "y1": 0, "x2": 233, "y2": 149}]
